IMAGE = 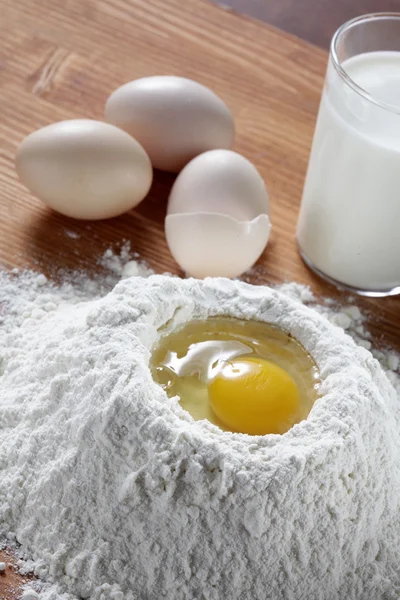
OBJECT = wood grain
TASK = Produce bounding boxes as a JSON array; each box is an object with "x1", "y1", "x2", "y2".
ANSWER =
[
  {"x1": 0, "y1": 0, "x2": 399, "y2": 595},
  {"x1": 0, "y1": 547, "x2": 35, "y2": 599}
]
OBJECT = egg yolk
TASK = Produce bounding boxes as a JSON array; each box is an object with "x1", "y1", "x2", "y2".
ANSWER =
[{"x1": 208, "y1": 357, "x2": 300, "y2": 435}]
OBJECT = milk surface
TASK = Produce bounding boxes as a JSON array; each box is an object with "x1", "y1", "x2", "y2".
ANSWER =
[{"x1": 297, "y1": 51, "x2": 400, "y2": 291}]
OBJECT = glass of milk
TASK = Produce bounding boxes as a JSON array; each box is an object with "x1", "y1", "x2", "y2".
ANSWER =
[{"x1": 297, "y1": 13, "x2": 400, "y2": 296}]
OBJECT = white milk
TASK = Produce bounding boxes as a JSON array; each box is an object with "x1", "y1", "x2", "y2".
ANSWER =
[{"x1": 297, "y1": 51, "x2": 400, "y2": 292}]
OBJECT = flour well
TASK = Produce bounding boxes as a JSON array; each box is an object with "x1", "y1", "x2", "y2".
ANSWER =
[{"x1": 0, "y1": 253, "x2": 400, "y2": 600}]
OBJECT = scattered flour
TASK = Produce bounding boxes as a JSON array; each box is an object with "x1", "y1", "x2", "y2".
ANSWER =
[
  {"x1": 21, "y1": 590, "x2": 40, "y2": 600},
  {"x1": 0, "y1": 252, "x2": 399, "y2": 600}
]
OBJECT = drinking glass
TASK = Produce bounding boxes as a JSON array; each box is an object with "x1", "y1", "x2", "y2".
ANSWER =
[{"x1": 297, "y1": 13, "x2": 400, "y2": 296}]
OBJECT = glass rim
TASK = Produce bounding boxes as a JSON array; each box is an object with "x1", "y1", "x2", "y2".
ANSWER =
[{"x1": 331, "y1": 12, "x2": 400, "y2": 116}]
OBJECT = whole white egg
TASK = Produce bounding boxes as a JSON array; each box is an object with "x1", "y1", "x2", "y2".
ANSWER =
[
  {"x1": 104, "y1": 76, "x2": 234, "y2": 172},
  {"x1": 16, "y1": 119, "x2": 153, "y2": 220},
  {"x1": 165, "y1": 149, "x2": 271, "y2": 278}
]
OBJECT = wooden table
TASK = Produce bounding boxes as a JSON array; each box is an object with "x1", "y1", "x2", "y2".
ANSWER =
[{"x1": 0, "y1": 0, "x2": 399, "y2": 596}]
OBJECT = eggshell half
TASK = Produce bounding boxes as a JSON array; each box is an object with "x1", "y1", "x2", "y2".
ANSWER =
[
  {"x1": 165, "y1": 212, "x2": 271, "y2": 278},
  {"x1": 16, "y1": 119, "x2": 153, "y2": 220},
  {"x1": 165, "y1": 149, "x2": 271, "y2": 278},
  {"x1": 104, "y1": 76, "x2": 234, "y2": 172},
  {"x1": 167, "y1": 149, "x2": 269, "y2": 221}
]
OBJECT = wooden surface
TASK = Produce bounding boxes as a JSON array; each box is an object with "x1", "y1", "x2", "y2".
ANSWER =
[
  {"x1": 0, "y1": 0, "x2": 400, "y2": 596},
  {"x1": 0, "y1": 546, "x2": 34, "y2": 599}
]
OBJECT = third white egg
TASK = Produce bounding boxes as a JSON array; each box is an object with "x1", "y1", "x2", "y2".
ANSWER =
[
  {"x1": 165, "y1": 149, "x2": 271, "y2": 278},
  {"x1": 16, "y1": 119, "x2": 152, "y2": 220},
  {"x1": 104, "y1": 76, "x2": 235, "y2": 172}
]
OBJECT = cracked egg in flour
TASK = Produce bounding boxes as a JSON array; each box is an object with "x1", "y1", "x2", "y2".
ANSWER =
[
  {"x1": 151, "y1": 317, "x2": 320, "y2": 435},
  {"x1": 4, "y1": 273, "x2": 400, "y2": 600}
]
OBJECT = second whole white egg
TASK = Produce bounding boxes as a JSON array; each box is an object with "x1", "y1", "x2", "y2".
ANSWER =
[
  {"x1": 165, "y1": 149, "x2": 271, "y2": 278},
  {"x1": 16, "y1": 119, "x2": 153, "y2": 220},
  {"x1": 104, "y1": 76, "x2": 235, "y2": 172}
]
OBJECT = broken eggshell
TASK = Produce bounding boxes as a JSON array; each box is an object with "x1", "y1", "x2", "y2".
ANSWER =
[{"x1": 165, "y1": 149, "x2": 271, "y2": 278}]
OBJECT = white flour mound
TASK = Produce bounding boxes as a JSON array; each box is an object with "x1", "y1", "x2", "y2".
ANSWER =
[{"x1": 0, "y1": 259, "x2": 400, "y2": 600}]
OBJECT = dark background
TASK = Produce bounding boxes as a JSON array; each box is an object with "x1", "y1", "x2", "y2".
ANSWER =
[{"x1": 219, "y1": 0, "x2": 400, "y2": 48}]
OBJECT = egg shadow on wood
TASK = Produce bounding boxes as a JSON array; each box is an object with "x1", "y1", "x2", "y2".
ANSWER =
[
  {"x1": 25, "y1": 201, "x2": 178, "y2": 278},
  {"x1": 135, "y1": 169, "x2": 177, "y2": 223},
  {"x1": 241, "y1": 231, "x2": 278, "y2": 286}
]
